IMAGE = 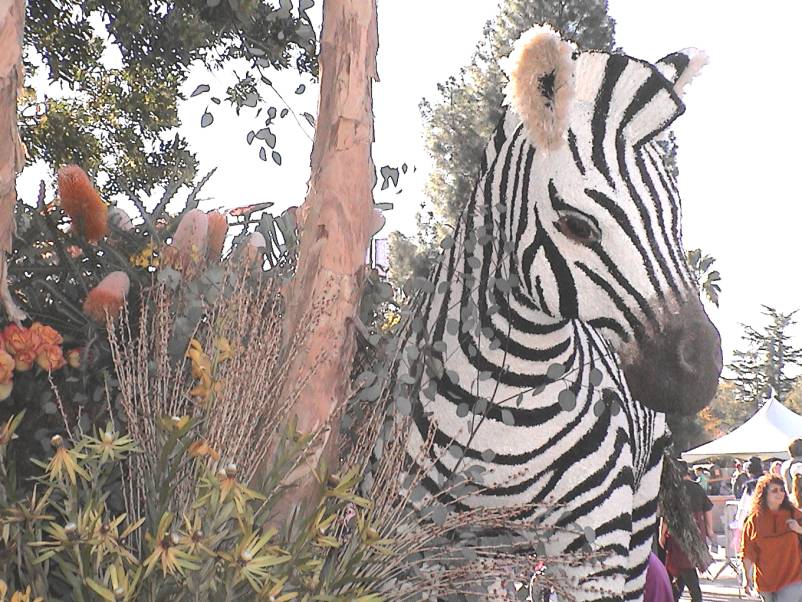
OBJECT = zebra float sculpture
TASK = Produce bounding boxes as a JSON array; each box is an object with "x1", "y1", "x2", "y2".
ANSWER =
[{"x1": 399, "y1": 25, "x2": 722, "y2": 600}]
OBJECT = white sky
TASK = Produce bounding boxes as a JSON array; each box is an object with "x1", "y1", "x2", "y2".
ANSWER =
[{"x1": 17, "y1": 0, "x2": 802, "y2": 370}]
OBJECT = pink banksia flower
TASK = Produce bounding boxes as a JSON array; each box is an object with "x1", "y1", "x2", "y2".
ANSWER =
[
  {"x1": 205, "y1": 211, "x2": 228, "y2": 262},
  {"x1": 57, "y1": 165, "x2": 108, "y2": 243},
  {"x1": 107, "y1": 205, "x2": 133, "y2": 232},
  {"x1": 242, "y1": 232, "x2": 266, "y2": 265},
  {"x1": 163, "y1": 209, "x2": 208, "y2": 271},
  {"x1": 83, "y1": 271, "x2": 130, "y2": 323}
]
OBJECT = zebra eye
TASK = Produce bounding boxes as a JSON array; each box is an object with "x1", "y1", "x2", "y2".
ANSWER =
[{"x1": 555, "y1": 214, "x2": 601, "y2": 245}]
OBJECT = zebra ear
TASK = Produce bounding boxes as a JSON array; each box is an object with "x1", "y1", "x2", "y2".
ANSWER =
[
  {"x1": 655, "y1": 49, "x2": 708, "y2": 97},
  {"x1": 502, "y1": 25, "x2": 576, "y2": 151}
]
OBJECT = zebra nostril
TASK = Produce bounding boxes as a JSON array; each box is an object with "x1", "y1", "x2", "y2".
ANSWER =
[{"x1": 676, "y1": 328, "x2": 702, "y2": 375}]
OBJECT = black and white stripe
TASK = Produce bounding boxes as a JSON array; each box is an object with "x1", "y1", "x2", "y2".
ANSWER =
[{"x1": 397, "y1": 46, "x2": 708, "y2": 601}]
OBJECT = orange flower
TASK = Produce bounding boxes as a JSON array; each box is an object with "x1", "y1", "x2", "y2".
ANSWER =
[
  {"x1": 0, "y1": 348, "x2": 14, "y2": 384},
  {"x1": 2, "y1": 324, "x2": 39, "y2": 371},
  {"x1": 66, "y1": 348, "x2": 81, "y2": 369},
  {"x1": 164, "y1": 209, "x2": 208, "y2": 271},
  {"x1": 29, "y1": 322, "x2": 63, "y2": 346},
  {"x1": 83, "y1": 271, "x2": 130, "y2": 322},
  {"x1": 188, "y1": 440, "x2": 220, "y2": 461},
  {"x1": 36, "y1": 344, "x2": 65, "y2": 372},
  {"x1": 57, "y1": 165, "x2": 108, "y2": 243},
  {"x1": 205, "y1": 211, "x2": 228, "y2": 262}
]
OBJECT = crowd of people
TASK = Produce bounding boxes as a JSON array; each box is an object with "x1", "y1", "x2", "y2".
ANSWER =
[{"x1": 645, "y1": 438, "x2": 802, "y2": 602}]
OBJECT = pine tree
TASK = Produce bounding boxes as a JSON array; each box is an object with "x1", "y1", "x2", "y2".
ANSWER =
[
  {"x1": 728, "y1": 306, "x2": 802, "y2": 412},
  {"x1": 424, "y1": 0, "x2": 616, "y2": 228},
  {"x1": 388, "y1": 0, "x2": 616, "y2": 287}
]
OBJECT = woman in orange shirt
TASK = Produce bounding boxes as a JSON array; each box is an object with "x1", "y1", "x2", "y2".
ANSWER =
[{"x1": 740, "y1": 475, "x2": 802, "y2": 601}]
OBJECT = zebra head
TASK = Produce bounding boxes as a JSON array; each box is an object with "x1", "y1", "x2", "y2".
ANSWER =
[{"x1": 499, "y1": 26, "x2": 722, "y2": 414}]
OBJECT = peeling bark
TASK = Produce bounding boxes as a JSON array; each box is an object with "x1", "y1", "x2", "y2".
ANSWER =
[
  {"x1": 274, "y1": 0, "x2": 381, "y2": 514},
  {"x1": 0, "y1": 0, "x2": 27, "y2": 323}
]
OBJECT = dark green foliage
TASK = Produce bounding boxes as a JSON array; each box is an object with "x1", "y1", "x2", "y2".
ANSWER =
[
  {"x1": 728, "y1": 306, "x2": 802, "y2": 411},
  {"x1": 665, "y1": 413, "x2": 709, "y2": 455},
  {"x1": 686, "y1": 248, "x2": 722, "y2": 307},
  {"x1": 388, "y1": 0, "x2": 616, "y2": 288},
  {"x1": 0, "y1": 413, "x2": 387, "y2": 601},
  {"x1": 21, "y1": 0, "x2": 318, "y2": 197}
]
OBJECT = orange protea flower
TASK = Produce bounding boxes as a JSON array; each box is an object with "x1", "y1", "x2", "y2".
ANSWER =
[
  {"x1": 83, "y1": 271, "x2": 130, "y2": 322},
  {"x1": 36, "y1": 344, "x2": 66, "y2": 372},
  {"x1": 163, "y1": 209, "x2": 208, "y2": 271},
  {"x1": 205, "y1": 211, "x2": 228, "y2": 262},
  {"x1": 57, "y1": 165, "x2": 108, "y2": 243},
  {"x1": 3, "y1": 324, "x2": 39, "y2": 371},
  {"x1": 29, "y1": 322, "x2": 63, "y2": 346},
  {"x1": 0, "y1": 348, "x2": 15, "y2": 384}
]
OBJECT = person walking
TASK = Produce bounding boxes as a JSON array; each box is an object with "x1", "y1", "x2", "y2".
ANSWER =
[
  {"x1": 694, "y1": 466, "x2": 709, "y2": 493},
  {"x1": 740, "y1": 475, "x2": 802, "y2": 601},
  {"x1": 781, "y1": 438, "x2": 802, "y2": 498},
  {"x1": 660, "y1": 461, "x2": 713, "y2": 602},
  {"x1": 733, "y1": 460, "x2": 748, "y2": 498}
]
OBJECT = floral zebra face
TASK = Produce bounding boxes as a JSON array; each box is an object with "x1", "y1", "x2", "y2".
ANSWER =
[{"x1": 498, "y1": 25, "x2": 721, "y2": 414}]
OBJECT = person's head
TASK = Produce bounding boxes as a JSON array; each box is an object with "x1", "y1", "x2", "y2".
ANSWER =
[
  {"x1": 676, "y1": 460, "x2": 692, "y2": 480},
  {"x1": 771, "y1": 460, "x2": 783, "y2": 477},
  {"x1": 751, "y1": 475, "x2": 795, "y2": 515},
  {"x1": 792, "y1": 464, "x2": 802, "y2": 509},
  {"x1": 788, "y1": 438, "x2": 802, "y2": 458},
  {"x1": 747, "y1": 457, "x2": 764, "y2": 478},
  {"x1": 694, "y1": 466, "x2": 704, "y2": 475},
  {"x1": 735, "y1": 460, "x2": 742, "y2": 472}
]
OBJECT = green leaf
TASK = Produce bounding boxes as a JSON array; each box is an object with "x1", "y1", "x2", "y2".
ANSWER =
[
  {"x1": 191, "y1": 84, "x2": 210, "y2": 97},
  {"x1": 558, "y1": 389, "x2": 577, "y2": 411},
  {"x1": 201, "y1": 110, "x2": 214, "y2": 127},
  {"x1": 86, "y1": 578, "x2": 116, "y2": 601}
]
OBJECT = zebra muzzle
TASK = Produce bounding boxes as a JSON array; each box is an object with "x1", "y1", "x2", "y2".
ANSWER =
[{"x1": 621, "y1": 299, "x2": 723, "y2": 415}]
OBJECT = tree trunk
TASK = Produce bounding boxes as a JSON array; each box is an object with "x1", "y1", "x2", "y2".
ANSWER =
[
  {"x1": 0, "y1": 0, "x2": 27, "y2": 323},
  {"x1": 274, "y1": 0, "x2": 381, "y2": 514}
]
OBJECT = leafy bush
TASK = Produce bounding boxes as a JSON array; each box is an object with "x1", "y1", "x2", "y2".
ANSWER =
[
  {"x1": 0, "y1": 409, "x2": 389, "y2": 601},
  {"x1": 1, "y1": 167, "x2": 595, "y2": 600},
  {"x1": 3, "y1": 166, "x2": 297, "y2": 476}
]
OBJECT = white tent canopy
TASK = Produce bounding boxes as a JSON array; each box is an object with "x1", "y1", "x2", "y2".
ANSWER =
[{"x1": 682, "y1": 397, "x2": 802, "y2": 462}]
